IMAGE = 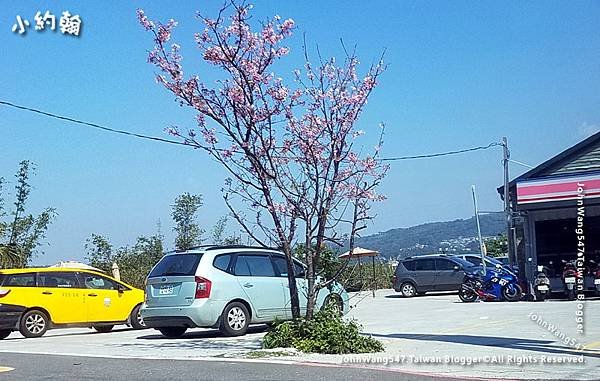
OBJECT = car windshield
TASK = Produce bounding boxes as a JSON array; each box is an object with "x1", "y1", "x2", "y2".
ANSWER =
[
  {"x1": 485, "y1": 257, "x2": 503, "y2": 265},
  {"x1": 452, "y1": 257, "x2": 476, "y2": 269},
  {"x1": 149, "y1": 254, "x2": 203, "y2": 278},
  {"x1": 462, "y1": 254, "x2": 503, "y2": 266}
]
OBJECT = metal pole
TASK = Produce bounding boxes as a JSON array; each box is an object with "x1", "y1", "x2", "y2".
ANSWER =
[
  {"x1": 372, "y1": 255, "x2": 376, "y2": 298},
  {"x1": 358, "y1": 256, "x2": 363, "y2": 290},
  {"x1": 472, "y1": 185, "x2": 487, "y2": 275},
  {"x1": 502, "y1": 137, "x2": 515, "y2": 267}
]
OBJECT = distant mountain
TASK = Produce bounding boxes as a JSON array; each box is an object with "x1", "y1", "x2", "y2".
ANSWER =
[{"x1": 354, "y1": 212, "x2": 506, "y2": 259}]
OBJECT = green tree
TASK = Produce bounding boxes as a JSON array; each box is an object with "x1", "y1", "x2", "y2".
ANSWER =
[
  {"x1": 172, "y1": 193, "x2": 204, "y2": 251},
  {"x1": 211, "y1": 216, "x2": 227, "y2": 245},
  {"x1": 0, "y1": 161, "x2": 57, "y2": 268},
  {"x1": 485, "y1": 234, "x2": 508, "y2": 257},
  {"x1": 210, "y1": 216, "x2": 242, "y2": 245},
  {"x1": 294, "y1": 244, "x2": 340, "y2": 280},
  {"x1": 85, "y1": 234, "x2": 164, "y2": 289},
  {"x1": 117, "y1": 236, "x2": 164, "y2": 288},
  {"x1": 85, "y1": 234, "x2": 115, "y2": 272}
]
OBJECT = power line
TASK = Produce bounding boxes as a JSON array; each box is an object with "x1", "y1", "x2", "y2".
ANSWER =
[
  {"x1": 0, "y1": 100, "x2": 503, "y2": 161},
  {"x1": 380, "y1": 142, "x2": 502, "y2": 161},
  {"x1": 508, "y1": 158, "x2": 534, "y2": 168},
  {"x1": 0, "y1": 100, "x2": 189, "y2": 147}
]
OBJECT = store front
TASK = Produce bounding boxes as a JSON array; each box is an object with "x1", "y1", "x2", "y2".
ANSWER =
[{"x1": 500, "y1": 132, "x2": 600, "y2": 295}]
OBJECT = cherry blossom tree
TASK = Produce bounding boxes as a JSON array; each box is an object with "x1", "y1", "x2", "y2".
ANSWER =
[{"x1": 138, "y1": 2, "x2": 387, "y2": 319}]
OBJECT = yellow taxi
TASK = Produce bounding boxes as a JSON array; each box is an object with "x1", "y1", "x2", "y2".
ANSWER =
[{"x1": 0, "y1": 267, "x2": 146, "y2": 339}]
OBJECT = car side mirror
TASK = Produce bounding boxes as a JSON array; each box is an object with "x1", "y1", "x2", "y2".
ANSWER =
[
  {"x1": 495, "y1": 263, "x2": 503, "y2": 269},
  {"x1": 453, "y1": 265, "x2": 460, "y2": 271},
  {"x1": 117, "y1": 284, "x2": 126, "y2": 293}
]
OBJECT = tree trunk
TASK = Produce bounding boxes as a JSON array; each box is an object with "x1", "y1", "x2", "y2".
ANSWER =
[
  {"x1": 284, "y1": 250, "x2": 301, "y2": 319},
  {"x1": 305, "y1": 245, "x2": 316, "y2": 319}
]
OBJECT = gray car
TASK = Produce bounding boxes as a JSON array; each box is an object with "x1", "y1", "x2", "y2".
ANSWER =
[
  {"x1": 141, "y1": 246, "x2": 349, "y2": 337},
  {"x1": 392, "y1": 254, "x2": 475, "y2": 297}
]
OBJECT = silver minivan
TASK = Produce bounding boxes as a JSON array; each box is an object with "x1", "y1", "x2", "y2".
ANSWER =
[{"x1": 141, "y1": 246, "x2": 349, "y2": 337}]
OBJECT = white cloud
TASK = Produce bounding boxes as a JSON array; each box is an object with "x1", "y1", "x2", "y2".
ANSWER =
[{"x1": 578, "y1": 122, "x2": 600, "y2": 139}]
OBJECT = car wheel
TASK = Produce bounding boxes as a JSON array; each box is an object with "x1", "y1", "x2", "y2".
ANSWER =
[
  {"x1": 93, "y1": 325, "x2": 114, "y2": 333},
  {"x1": 220, "y1": 302, "x2": 249, "y2": 337},
  {"x1": 19, "y1": 309, "x2": 49, "y2": 338},
  {"x1": 130, "y1": 304, "x2": 146, "y2": 330},
  {"x1": 0, "y1": 330, "x2": 11, "y2": 340},
  {"x1": 400, "y1": 282, "x2": 417, "y2": 298},
  {"x1": 158, "y1": 327, "x2": 187, "y2": 338},
  {"x1": 322, "y1": 294, "x2": 343, "y2": 315}
]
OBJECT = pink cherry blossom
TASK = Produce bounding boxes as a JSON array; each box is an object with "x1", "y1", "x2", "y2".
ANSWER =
[{"x1": 139, "y1": 2, "x2": 387, "y2": 320}]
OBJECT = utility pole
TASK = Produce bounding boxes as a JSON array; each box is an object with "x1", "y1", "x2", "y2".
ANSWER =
[
  {"x1": 472, "y1": 185, "x2": 486, "y2": 276},
  {"x1": 502, "y1": 137, "x2": 515, "y2": 266}
]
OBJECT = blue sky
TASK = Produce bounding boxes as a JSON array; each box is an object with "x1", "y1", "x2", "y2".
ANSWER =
[{"x1": 1, "y1": 1, "x2": 600, "y2": 265}]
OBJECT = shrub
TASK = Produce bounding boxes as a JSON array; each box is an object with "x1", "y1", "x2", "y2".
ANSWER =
[
  {"x1": 262, "y1": 308, "x2": 384, "y2": 354},
  {"x1": 338, "y1": 262, "x2": 394, "y2": 292}
]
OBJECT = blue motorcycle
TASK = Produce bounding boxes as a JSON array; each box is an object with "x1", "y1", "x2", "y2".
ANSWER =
[{"x1": 459, "y1": 264, "x2": 522, "y2": 302}]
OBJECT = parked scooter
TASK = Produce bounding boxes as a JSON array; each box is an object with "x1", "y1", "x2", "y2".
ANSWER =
[
  {"x1": 562, "y1": 259, "x2": 578, "y2": 300},
  {"x1": 533, "y1": 265, "x2": 551, "y2": 301},
  {"x1": 459, "y1": 264, "x2": 522, "y2": 302},
  {"x1": 589, "y1": 259, "x2": 600, "y2": 297}
]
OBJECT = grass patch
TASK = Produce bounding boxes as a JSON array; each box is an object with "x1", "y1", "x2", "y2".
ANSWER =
[{"x1": 245, "y1": 349, "x2": 298, "y2": 359}]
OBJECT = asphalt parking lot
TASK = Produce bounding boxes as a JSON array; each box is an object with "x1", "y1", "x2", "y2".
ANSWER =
[{"x1": 0, "y1": 290, "x2": 598, "y2": 380}]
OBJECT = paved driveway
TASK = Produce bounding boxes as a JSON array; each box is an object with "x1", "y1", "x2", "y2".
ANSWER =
[{"x1": 0, "y1": 290, "x2": 598, "y2": 380}]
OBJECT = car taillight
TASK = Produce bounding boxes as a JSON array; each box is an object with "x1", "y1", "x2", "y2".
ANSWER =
[
  {"x1": 195, "y1": 276, "x2": 212, "y2": 299},
  {"x1": 0, "y1": 290, "x2": 10, "y2": 298},
  {"x1": 392, "y1": 275, "x2": 397, "y2": 283}
]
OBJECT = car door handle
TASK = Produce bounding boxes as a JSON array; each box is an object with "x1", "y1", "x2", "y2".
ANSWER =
[
  {"x1": 243, "y1": 283, "x2": 254, "y2": 288},
  {"x1": 42, "y1": 291, "x2": 52, "y2": 295},
  {"x1": 88, "y1": 293, "x2": 98, "y2": 297}
]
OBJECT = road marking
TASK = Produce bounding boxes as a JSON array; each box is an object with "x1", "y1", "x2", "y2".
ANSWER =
[
  {"x1": 582, "y1": 341, "x2": 600, "y2": 350},
  {"x1": 0, "y1": 366, "x2": 14, "y2": 373}
]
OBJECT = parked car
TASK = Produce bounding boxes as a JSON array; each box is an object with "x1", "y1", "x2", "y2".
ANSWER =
[
  {"x1": 453, "y1": 254, "x2": 502, "y2": 267},
  {"x1": 492, "y1": 256, "x2": 520, "y2": 274},
  {"x1": 454, "y1": 254, "x2": 519, "y2": 274},
  {"x1": 0, "y1": 267, "x2": 146, "y2": 339},
  {"x1": 393, "y1": 254, "x2": 476, "y2": 297},
  {"x1": 141, "y1": 245, "x2": 349, "y2": 338}
]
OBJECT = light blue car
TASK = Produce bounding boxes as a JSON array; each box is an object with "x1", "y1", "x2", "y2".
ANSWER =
[{"x1": 141, "y1": 246, "x2": 349, "y2": 337}]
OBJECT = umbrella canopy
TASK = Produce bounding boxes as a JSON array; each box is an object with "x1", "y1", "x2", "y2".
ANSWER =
[{"x1": 339, "y1": 247, "x2": 379, "y2": 259}]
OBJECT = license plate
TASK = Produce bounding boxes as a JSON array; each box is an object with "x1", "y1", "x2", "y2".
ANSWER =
[
  {"x1": 159, "y1": 285, "x2": 174, "y2": 295},
  {"x1": 595, "y1": 279, "x2": 600, "y2": 285},
  {"x1": 565, "y1": 277, "x2": 576, "y2": 283},
  {"x1": 537, "y1": 285, "x2": 549, "y2": 291}
]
